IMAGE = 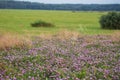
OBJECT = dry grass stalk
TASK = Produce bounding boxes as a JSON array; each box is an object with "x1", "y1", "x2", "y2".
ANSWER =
[
  {"x1": 110, "y1": 31, "x2": 120, "y2": 42},
  {"x1": 55, "y1": 30, "x2": 81, "y2": 40},
  {"x1": 0, "y1": 34, "x2": 32, "y2": 50}
]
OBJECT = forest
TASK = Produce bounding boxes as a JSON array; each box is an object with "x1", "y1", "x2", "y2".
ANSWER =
[{"x1": 0, "y1": 0, "x2": 120, "y2": 11}]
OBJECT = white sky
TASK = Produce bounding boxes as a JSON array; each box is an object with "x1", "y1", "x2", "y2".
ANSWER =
[{"x1": 18, "y1": 0, "x2": 120, "y2": 4}]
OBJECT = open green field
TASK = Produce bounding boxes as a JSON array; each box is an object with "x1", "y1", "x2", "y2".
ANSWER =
[
  {"x1": 0, "y1": 9, "x2": 118, "y2": 35},
  {"x1": 0, "y1": 10, "x2": 120, "y2": 80}
]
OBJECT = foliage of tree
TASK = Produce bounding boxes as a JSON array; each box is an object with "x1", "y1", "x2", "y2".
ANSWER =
[{"x1": 99, "y1": 12, "x2": 120, "y2": 29}]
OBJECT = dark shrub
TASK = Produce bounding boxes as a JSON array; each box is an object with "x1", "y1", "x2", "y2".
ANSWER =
[
  {"x1": 31, "y1": 20, "x2": 54, "y2": 27},
  {"x1": 99, "y1": 12, "x2": 120, "y2": 29}
]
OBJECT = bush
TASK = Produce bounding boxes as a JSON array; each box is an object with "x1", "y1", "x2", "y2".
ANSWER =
[
  {"x1": 99, "y1": 12, "x2": 120, "y2": 29},
  {"x1": 31, "y1": 20, "x2": 54, "y2": 27}
]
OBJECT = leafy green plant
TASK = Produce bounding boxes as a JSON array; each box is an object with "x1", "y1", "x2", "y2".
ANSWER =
[
  {"x1": 76, "y1": 70, "x2": 86, "y2": 79},
  {"x1": 99, "y1": 12, "x2": 120, "y2": 29},
  {"x1": 31, "y1": 20, "x2": 54, "y2": 27}
]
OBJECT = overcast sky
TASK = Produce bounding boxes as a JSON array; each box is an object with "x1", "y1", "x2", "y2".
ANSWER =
[{"x1": 18, "y1": 0, "x2": 120, "y2": 4}]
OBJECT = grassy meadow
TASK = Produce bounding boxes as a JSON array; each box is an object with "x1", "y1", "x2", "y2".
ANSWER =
[
  {"x1": 0, "y1": 9, "x2": 118, "y2": 35},
  {"x1": 0, "y1": 9, "x2": 120, "y2": 80}
]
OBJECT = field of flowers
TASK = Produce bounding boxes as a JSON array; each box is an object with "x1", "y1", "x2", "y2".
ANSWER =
[{"x1": 0, "y1": 35, "x2": 120, "y2": 80}]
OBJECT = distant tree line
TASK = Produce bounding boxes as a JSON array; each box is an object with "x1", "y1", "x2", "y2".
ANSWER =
[{"x1": 0, "y1": 0, "x2": 120, "y2": 11}]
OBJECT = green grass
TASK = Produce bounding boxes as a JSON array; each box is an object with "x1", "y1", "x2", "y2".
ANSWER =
[{"x1": 0, "y1": 9, "x2": 118, "y2": 35}]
